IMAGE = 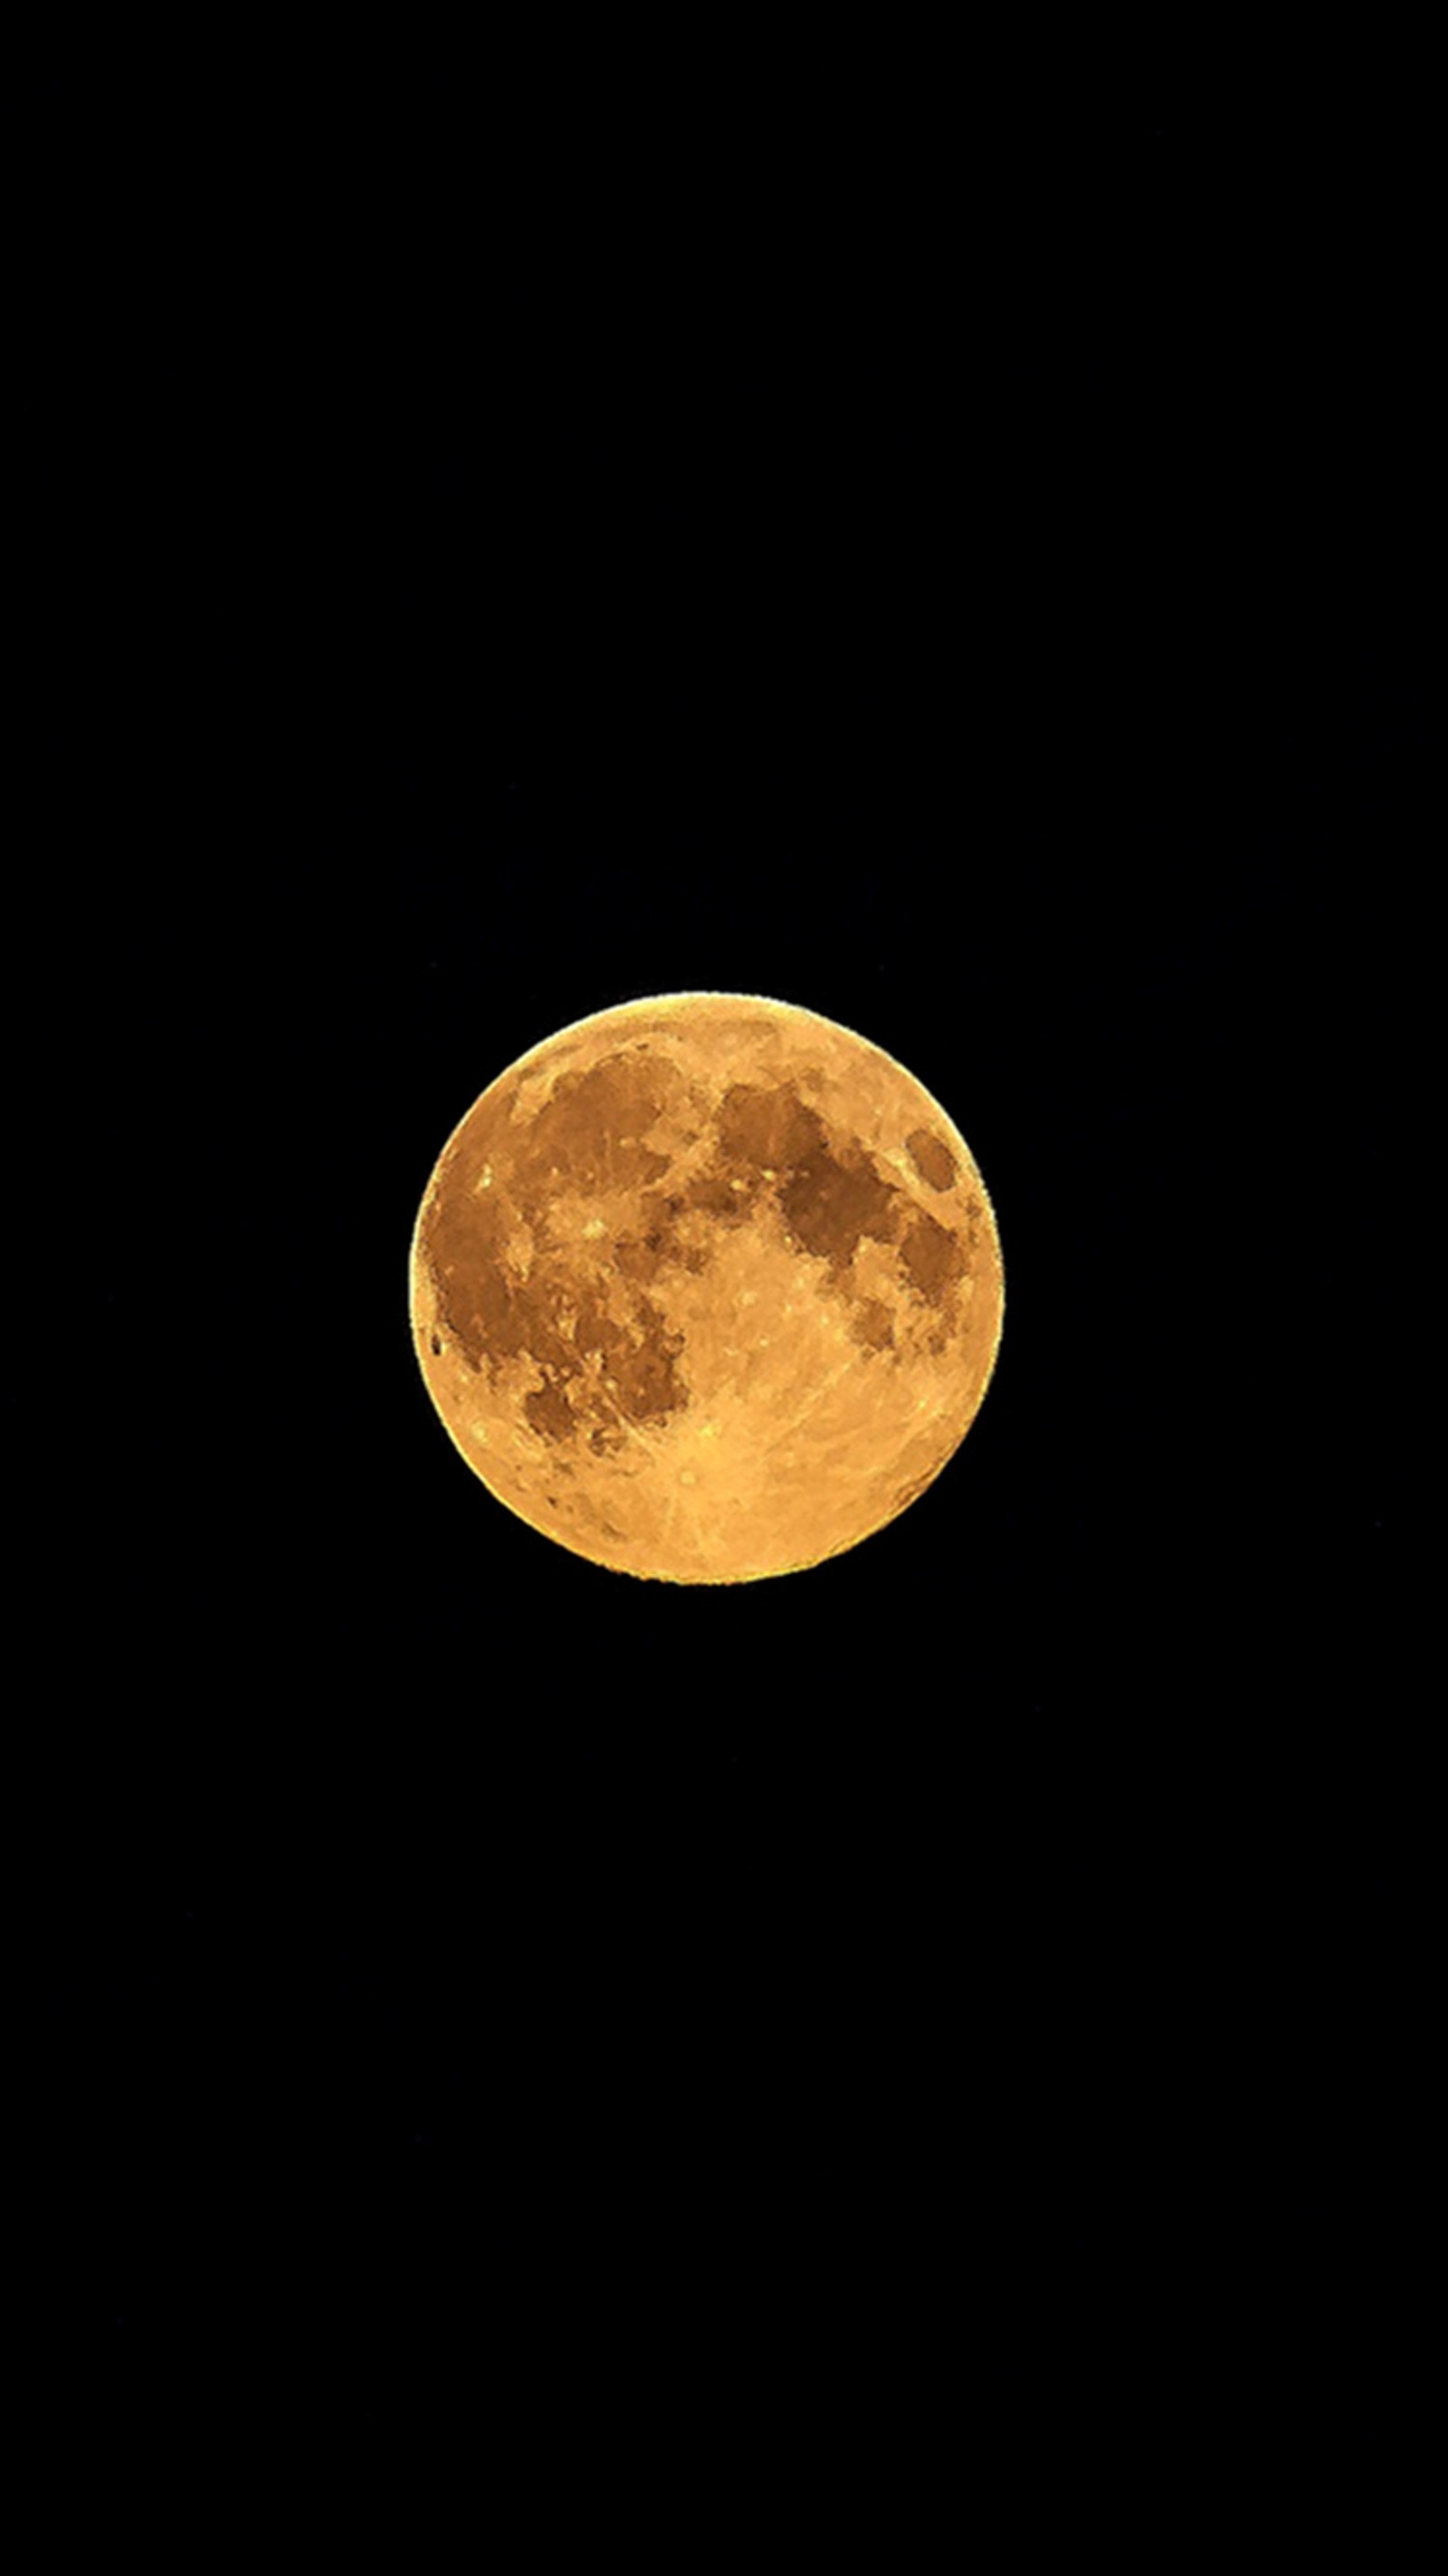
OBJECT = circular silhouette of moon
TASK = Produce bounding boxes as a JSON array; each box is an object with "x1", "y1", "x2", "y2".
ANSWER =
[{"x1": 409, "y1": 992, "x2": 1004, "y2": 1583}]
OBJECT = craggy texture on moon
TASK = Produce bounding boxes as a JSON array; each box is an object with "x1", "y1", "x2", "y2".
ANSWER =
[{"x1": 408, "y1": 994, "x2": 1005, "y2": 1583}]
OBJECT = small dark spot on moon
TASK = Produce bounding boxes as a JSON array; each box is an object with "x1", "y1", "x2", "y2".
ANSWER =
[
  {"x1": 525, "y1": 1374, "x2": 578, "y2": 1443},
  {"x1": 898, "y1": 1210, "x2": 967, "y2": 1305},
  {"x1": 850, "y1": 1298, "x2": 896, "y2": 1353},
  {"x1": 717, "y1": 1080, "x2": 827, "y2": 1174},
  {"x1": 616, "y1": 1233, "x2": 663, "y2": 1283},
  {"x1": 777, "y1": 1137, "x2": 900, "y2": 1271},
  {"x1": 905, "y1": 1128, "x2": 957, "y2": 1192},
  {"x1": 430, "y1": 1332, "x2": 443, "y2": 1355}
]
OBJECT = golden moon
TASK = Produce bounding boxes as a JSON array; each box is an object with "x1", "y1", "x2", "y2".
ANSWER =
[{"x1": 409, "y1": 993, "x2": 1004, "y2": 1583}]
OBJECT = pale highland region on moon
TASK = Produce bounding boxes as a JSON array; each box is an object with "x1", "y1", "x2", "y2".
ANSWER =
[{"x1": 409, "y1": 993, "x2": 1005, "y2": 1583}]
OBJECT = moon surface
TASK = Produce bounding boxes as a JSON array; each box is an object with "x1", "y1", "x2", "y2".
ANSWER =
[{"x1": 409, "y1": 993, "x2": 1004, "y2": 1583}]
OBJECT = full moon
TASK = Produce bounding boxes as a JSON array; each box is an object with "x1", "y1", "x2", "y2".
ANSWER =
[{"x1": 409, "y1": 993, "x2": 1004, "y2": 1583}]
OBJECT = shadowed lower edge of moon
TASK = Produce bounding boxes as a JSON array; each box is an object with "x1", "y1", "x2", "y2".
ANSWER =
[{"x1": 409, "y1": 997, "x2": 1005, "y2": 1583}]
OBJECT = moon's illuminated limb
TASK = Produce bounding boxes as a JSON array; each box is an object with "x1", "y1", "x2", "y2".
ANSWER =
[{"x1": 409, "y1": 992, "x2": 1004, "y2": 1583}]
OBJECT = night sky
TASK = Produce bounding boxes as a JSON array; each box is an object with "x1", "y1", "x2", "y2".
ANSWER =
[{"x1": 45, "y1": 106, "x2": 1423, "y2": 2476}]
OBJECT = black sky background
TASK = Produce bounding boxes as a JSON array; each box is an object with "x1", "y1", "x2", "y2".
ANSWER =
[{"x1": 43, "y1": 102, "x2": 1425, "y2": 2473}]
